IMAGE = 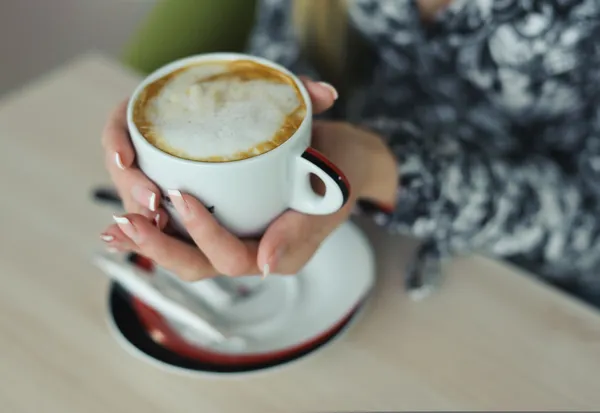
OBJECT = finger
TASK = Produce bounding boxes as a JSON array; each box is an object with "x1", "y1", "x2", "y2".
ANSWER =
[
  {"x1": 101, "y1": 99, "x2": 135, "y2": 169},
  {"x1": 113, "y1": 207, "x2": 169, "y2": 231},
  {"x1": 104, "y1": 151, "x2": 161, "y2": 216},
  {"x1": 259, "y1": 206, "x2": 350, "y2": 276},
  {"x1": 152, "y1": 208, "x2": 169, "y2": 230},
  {"x1": 100, "y1": 99, "x2": 163, "y2": 217},
  {"x1": 299, "y1": 77, "x2": 338, "y2": 114},
  {"x1": 168, "y1": 190, "x2": 259, "y2": 277},
  {"x1": 112, "y1": 213, "x2": 216, "y2": 281},
  {"x1": 257, "y1": 210, "x2": 320, "y2": 274},
  {"x1": 103, "y1": 209, "x2": 202, "y2": 247},
  {"x1": 101, "y1": 214, "x2": 168, "y2": 251},
  {"x1": 100, "y1": 223, "x2": 139, "y2": 253}
]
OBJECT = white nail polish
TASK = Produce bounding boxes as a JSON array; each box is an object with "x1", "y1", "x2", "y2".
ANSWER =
[
  {"x1": 167, "y1": 189, "x2": 182, "y2": 198},
  {"x1": 262, "y1": 264, "x2": 270, "y2": 280},
  {"x1": 167, "y1": 189, "x2": 191, "y2": 219},
  {"x1": 113, "y1": 215, "x2": 140, "y2": 243},
  {"x1": 100, "y1": 234, "x2": 114, "y2": 242},
  {"x1": 113, "y1": 215, "x2": 130, "y2": 225},
  {"x1": 149, "y1": 192, "x2": 157, "y2": 211},
  {"x1": 115, "y1": 152, "x2": 125, "y2": 170},
  {"x1": 319, "y1": 82, "x2": 339, "y2": 100}
]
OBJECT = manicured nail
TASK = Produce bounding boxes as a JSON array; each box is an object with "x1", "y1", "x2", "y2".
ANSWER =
[
  {"x1": 168, "y1": 189, "x2": 192, "y2": 219},
  {"x1": 262, "y1": 264, "x2": 270, "y2": 280},
  {"x1": 131, "y1": 185, "x2": 157, "y2": 211},
  {"x1": 153, "y1": 213, "x2": 161, "y2": 228},
  {"x1": 100, "y1": 234, "x2": 114, "y2": 242},
  {"x1": 115, "y1": 152, "x2": 125, "y2": 170},
  {"x1": 113, "y1": 215, "x2": 140, "y2": 243},
  {"x1": 149, "y1": 192, "x2": 156, "y2": 211},
  {"x1": 318, "y1": 82, "x2": 338, "y2": 100}
]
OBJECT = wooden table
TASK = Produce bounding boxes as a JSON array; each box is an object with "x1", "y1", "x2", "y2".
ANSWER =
[{"x1": 1, "y1": 54, "x2": 599, "y2": 412}]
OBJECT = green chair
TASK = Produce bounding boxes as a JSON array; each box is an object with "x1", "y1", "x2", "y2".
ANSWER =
[{"x1": 122, "y1": 0, "x2": 258, "y2": 74}]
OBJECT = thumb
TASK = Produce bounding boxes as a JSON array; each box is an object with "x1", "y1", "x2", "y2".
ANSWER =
[
  {"x1": 257, "y1": 210, "x2": 316, "y2": 276},
  {"x1": 300, "y1": 77, "x2": 338, "y2": 115}
]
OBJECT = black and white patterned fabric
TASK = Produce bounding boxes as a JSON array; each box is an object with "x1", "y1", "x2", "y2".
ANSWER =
[{"x1": 246, "y1": 0, "x2": 600, "y2": 306}]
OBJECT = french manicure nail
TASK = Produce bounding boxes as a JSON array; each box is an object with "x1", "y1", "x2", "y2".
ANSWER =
[
  {"x1": 100, "y1": 234, "x2": 114, "y2": 242},
  {"x1": 318, "y1": 82, "x2": 339, "y2": 100},
  {"x1": 167, "y1": 189, "x2": 192, "y2": 219},
  {"x1": 113, "y1": 215, "x2": 140, "y2": 243},
  {"x1": 131, "y1": 185, "x2": 157, "y2": 211},
  {"x1": 149, "y1": 192, "x2": 156, "y2": 211},
  {"x1": 113, "y1": 215, "x2": 129, "y2": 225},
  {"x1": 115, "y1": 152, "x2": 125, "y2": 170},
  {"x1": 263, "y1": 248, "x2": 284, "y2": 280}
]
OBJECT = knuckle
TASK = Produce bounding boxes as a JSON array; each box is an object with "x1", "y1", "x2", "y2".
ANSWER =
[
  {"x1": 102, "y1": 115, "x2": 129, "y2": 148},
  {"x1": 101, "y1": 124, "x2": 119, "y2": 148},
  {"x1": 122, "y1": 199, "x2": 142, "y2": 214}
]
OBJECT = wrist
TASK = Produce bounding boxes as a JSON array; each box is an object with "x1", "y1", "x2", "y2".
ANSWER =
[{"x1": 357, "y1": 134, "x2": 398, "y2": 208}]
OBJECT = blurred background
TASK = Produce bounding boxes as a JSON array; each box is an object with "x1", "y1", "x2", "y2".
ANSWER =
[{"x1": 0, "y1": 0, "x2": 155, "y2": 95}]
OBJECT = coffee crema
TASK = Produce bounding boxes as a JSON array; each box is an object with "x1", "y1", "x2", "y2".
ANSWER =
[{"x1": 133, "y1": 60, "x2": 307, "y2": 162}]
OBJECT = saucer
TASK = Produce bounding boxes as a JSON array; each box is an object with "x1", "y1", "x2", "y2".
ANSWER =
[
  {"x1": 107, "y1": 283, "x2": 367, "y2": 375},
  {"x1": 130, "y1": 220, "x2": 375, "y2": 366}
]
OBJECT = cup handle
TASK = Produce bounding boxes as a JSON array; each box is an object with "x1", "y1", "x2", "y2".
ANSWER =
[{"x1": 289, "y1": 148, "x2": 351, "y2": 215}]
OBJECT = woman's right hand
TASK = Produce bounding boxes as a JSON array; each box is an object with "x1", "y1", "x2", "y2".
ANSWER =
[{"x1": 101, "y1": 99, "x2": 170, "y2": 229}]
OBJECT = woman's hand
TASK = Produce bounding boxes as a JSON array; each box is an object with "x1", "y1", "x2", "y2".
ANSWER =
[
  {"x1": 101, "y1": 99, "x2": 169, "y2": 227},
  {"x1": 256, "y1": 121, "x2": 398, "y2": 276},
  {"x1": 101, "y1": 78, "x2": 339, "y2": 229},
  {"x1": 102, "y1": 119, "x2": 398, "y2": 280},
  {"x1": 100, "y1": 78, "x2": 347, "y2": 279}
]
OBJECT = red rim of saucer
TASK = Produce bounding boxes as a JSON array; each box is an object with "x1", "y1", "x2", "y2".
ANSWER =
[{"x1": 129, "y1": 254, "x2": 360, "y2": 367}]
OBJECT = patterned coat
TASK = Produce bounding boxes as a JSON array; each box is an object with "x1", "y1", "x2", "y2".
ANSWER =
[{"x1": 247, "y1": 0, "x2": 600, "y2": 306}]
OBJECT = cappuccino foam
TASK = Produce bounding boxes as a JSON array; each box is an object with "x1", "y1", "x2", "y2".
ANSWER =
[{"x1": 133, "y1": 60, "x2": 307, "y2": 162}]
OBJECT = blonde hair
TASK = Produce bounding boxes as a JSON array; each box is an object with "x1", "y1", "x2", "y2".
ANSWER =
[{"x1": 292, "y1": 0, "x2": 351, "y2": 89}]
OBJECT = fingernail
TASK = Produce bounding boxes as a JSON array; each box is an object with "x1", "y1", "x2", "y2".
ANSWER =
[
  {"x1": 115, "y1": 152, "x2": 125, "y2": 170},
  {"x1": 100, "y1": 234, "x2": 114, "y2": 242},
  {"x1": 107, "y1": 247, "x2": 119, "y2": 254},
  {"x1": 264, "y1": 246, "x2": 285, "y2": 279},
  {"x1": 149, "y1": 192, "x2": 156, "y2": 211},
  {"x1": 153, "y1": 213, "x2": 161, "y2": 228},
  {"x1": 113, "y1": 215, "x2": 140, "y2": 243},
  {"x1": 318, "y1": 82, "x2": 338, "y2": 100},
  {"x1": 132, "y1": 186, "x2": 157, "y2": 211},
  {"x1": 168, "y1": 189, "x2": 192, "y2": 219}
]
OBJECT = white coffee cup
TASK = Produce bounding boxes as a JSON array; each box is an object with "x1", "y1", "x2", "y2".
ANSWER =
[{"x1": 127, "y1": 53, "x2": 350, "y2": 238}]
